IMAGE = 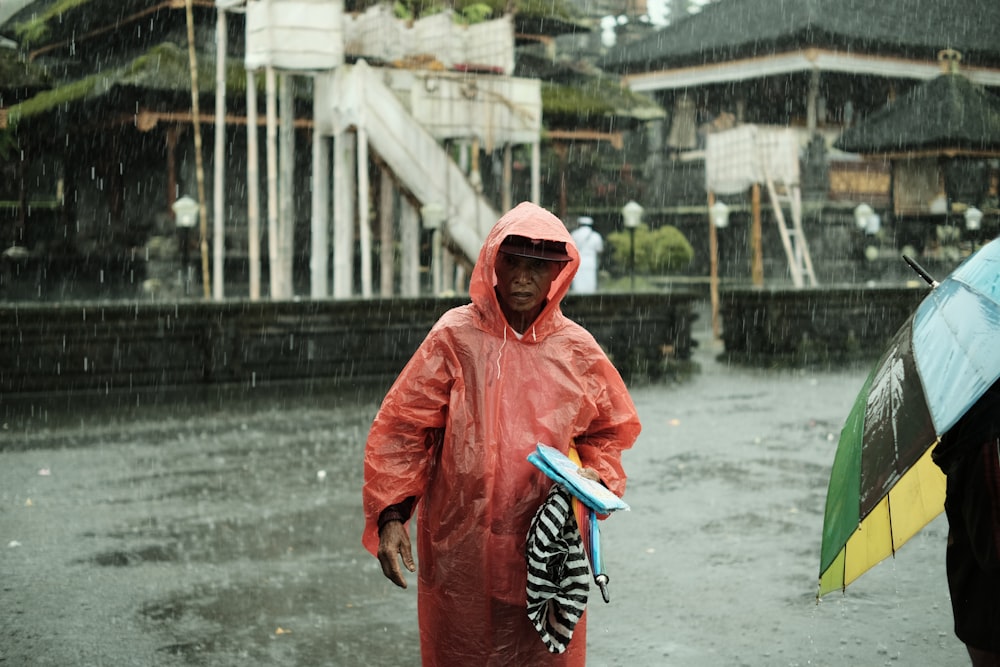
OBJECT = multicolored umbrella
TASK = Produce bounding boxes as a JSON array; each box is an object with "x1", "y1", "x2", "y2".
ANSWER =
[{"x1": 819, "y1": 237, "x2": 1000, "y2": 597}]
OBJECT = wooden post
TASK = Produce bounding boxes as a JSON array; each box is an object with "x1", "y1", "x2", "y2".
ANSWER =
[
  {"x1": 265, "y1": 66, "x2": 280, "y2": 298},
  {"x1": 470, "y1": 137, "x2": 482, "y2": 193},
  {"x1": 332, "y1": 131, "x2": 355, "y2": 299},
  {"x1": 357, "y1": 123, "x2": 372, "y2": 298},
  {"x1": 212, "y1": 7, "x2": 227, "y2": 300},
  {"x1": 279, "y1": 74, "x2": 295, "y2": 298},
  {"x1": 165, "y1": 125, "x2": 180, "y2": 212},
  {"x1": 751, "y1": 182, "x2": 763, "y2": 286},
  {"x1": 708, "y1": 191, "x2": 721, "y2": 341},
  {"x1": 400, "y1": 197, "x2": 420, "y2": 297},
  {"x1": 379, "y1": 169, "x2": 395, "y2": 298},
  {"x1": 184, "y1": 0, "x2": 211, "y2": 299},
  {"x1": 245, "y1": 69, "x2": 261, "y2": 301},
  {"x1": 310, "y1": 112, "x2": 329, "y2": 298},
  {"x1": 807, "y1": 69, "x2": 819, "y2": 135},
  {"x1": 531, "y1": 141, "x2": 541, "y2": 205},
  {"x1": 502, "y1": 144, "x2": 513, "y2": 212}
]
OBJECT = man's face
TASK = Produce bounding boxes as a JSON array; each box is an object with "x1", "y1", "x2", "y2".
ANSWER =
[{"x1": 494, "y1": 252, "x2": 562, "y2": 316}]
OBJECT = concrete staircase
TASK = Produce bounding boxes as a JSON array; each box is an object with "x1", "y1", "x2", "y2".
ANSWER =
[{"x1": 322, "y1": 60, "x2": 500, "y2": 265}]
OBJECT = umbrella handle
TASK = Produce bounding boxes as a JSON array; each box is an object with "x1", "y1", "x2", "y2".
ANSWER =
[{"x1": 595, "y1": 573, "x2": 610, "y2": 603}]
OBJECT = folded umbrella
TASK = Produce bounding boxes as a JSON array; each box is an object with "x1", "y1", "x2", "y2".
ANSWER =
[
  {"x1": 819, "y1": 238, "x2": 1000, "y2": 597},
  {"x1": 588, "y1": 509, "x2": 611, "y2": 603}
]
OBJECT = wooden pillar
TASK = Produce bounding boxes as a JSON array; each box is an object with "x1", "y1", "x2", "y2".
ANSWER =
[
  {"x1": 166, "y1": 125, "x2": 180, "y2": 211},
  {"x1": 183, "y1": 0, "x2": 210, "y2": 299},
  {"x1": 708, "y1": 190, "x2": 721, "y2": 341},
  {"x1": 14, "y1": 150, "x2": 27, "y2": 243},
  {"x1": 501, "y1": 144, "x2": 513, "y2": 212},
  {"x1": 332, "y1": 131, "x2": 356, "y2": 299},
  {"x1": 431, "y1": 227, "x2": 442, "y2": 295},
  {"x1": 441, "y1": 241, "x2": 455, "y2": 294},
  {"x1": 531, "y1": 141, "x2": 541, "y2": 205},
  {"x1": 310, "y1": 115, "x2": 329, "y2": 298},
  {"x1": 357, "y1": 124, "x2": 372, "y2": 298},
  {"x1": 399, "y1": 196, "x2": 420, "y2": 297},
  {"x1": 470, "y1": 137, "x2": 482, "y2": 193},
  {"x1": 379, "y1": 169, "x2": 395, "y2": 298},
  {"x1": 751, "y1": 183, "x2": 763, "y2": 286},
  {"x1": 279, "y1": 73, "x2": 295, "y2": 298},
  {"x1": 212, "y1": 7, "x2": 227, "y2": 300},
  {"x1": 807, "y1": 69, "x2": 820, "y2": 135},
  {"x1": 265, "y1": 66, "x2": 280, "y2": 298},
  {"x1": 245, "y1": 69, "x2": 261, "y2": 301}
]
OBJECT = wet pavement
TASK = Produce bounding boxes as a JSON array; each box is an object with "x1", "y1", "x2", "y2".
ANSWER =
[{"x1": 1, "y1": 317, "x2": 968, "y2": 666}]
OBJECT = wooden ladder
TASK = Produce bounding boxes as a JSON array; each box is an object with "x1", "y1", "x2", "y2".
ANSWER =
[{"x1": 764, "y1": 175, "x2": 817, "y2": 287}]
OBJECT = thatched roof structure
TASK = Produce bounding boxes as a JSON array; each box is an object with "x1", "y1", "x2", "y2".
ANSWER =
[
  {"x1": 3, "y1": 0, "x2": 658, "y2": 135},
  {"x1": 6, "y1": 0, "x2": 594, "y2": 47},
  {"x1": 541, "y1": 77, "x2": 664, "y2": 129},
  {"x1": 601, "y1": 0, "x2": 1000, "y2": 74},
  {"x1": 1, "y1": 42, "x2": 247, "y2": 130},
  {"x1": 835, "y1": 71, "x2": 1000, "y2": 158}
]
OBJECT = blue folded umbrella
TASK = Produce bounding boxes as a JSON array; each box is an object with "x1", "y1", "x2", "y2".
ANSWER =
[{"x1": 527, "y1": 443, "x2": 630, "y2": 514}]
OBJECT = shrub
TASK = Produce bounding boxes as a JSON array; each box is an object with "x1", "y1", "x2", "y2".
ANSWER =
[{"x1": 606, "y1": 224, "x2": 693, "y2": 275}]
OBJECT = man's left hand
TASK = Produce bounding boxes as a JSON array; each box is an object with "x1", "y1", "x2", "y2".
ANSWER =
[{"x1": 377, "y1": 521, "x2": 415, "y2": 589}]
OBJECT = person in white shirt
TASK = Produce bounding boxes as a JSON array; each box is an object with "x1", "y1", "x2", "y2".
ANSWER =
[{"x1": 570, "y1": 216, "x2": 603, "y2": 294}]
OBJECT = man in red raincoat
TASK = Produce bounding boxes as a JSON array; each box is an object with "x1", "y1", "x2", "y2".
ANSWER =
[{"x1": 362, "y1": 201, "x2": 641, "y2": 666}]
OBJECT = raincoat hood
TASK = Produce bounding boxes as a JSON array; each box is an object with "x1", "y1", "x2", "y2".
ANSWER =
[{"x1": 470, "y1": 202, "x2": 579, "y2": 339}]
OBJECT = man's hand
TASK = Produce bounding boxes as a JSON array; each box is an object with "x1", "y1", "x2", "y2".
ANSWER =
[
  {"x1": 578, "y1": 467, "x2": 601, "y2": 483},
  {"x1": 377, "y1": 521, "x2": 416, "y2": 588}
]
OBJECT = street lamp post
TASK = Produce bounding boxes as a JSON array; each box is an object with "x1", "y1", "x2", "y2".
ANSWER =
[
  {"x1": 172, "y1": 195, "x2": 200, "y2": 295},
  {"x1": 708, "y1": 197, "x2": 729, "y2": 340},
  {"x1": 622, "y1": 200, "x2": 643, "y2": 291}
]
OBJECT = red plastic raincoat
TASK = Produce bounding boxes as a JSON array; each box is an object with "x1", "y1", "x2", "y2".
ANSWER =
[{"x1": 362, "y1": 202, "x2": 641, "y2": 666}]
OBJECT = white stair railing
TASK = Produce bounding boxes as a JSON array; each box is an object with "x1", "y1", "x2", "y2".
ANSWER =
[{"x1": 327, "y1": 60, "x2": 498, "y2": 266}]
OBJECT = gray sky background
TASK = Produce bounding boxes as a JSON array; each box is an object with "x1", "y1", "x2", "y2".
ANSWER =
[{"x1": 0, "y1": 1, "x2": 34, "y2": 32}]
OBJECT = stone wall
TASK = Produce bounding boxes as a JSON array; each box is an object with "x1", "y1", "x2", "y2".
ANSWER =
[
  {"x1": 0, "y1": 293, "x2": 699, "y2": 407},
  {"x1": 719, "y1": 285, "x2": 929, "y2": 367}
]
